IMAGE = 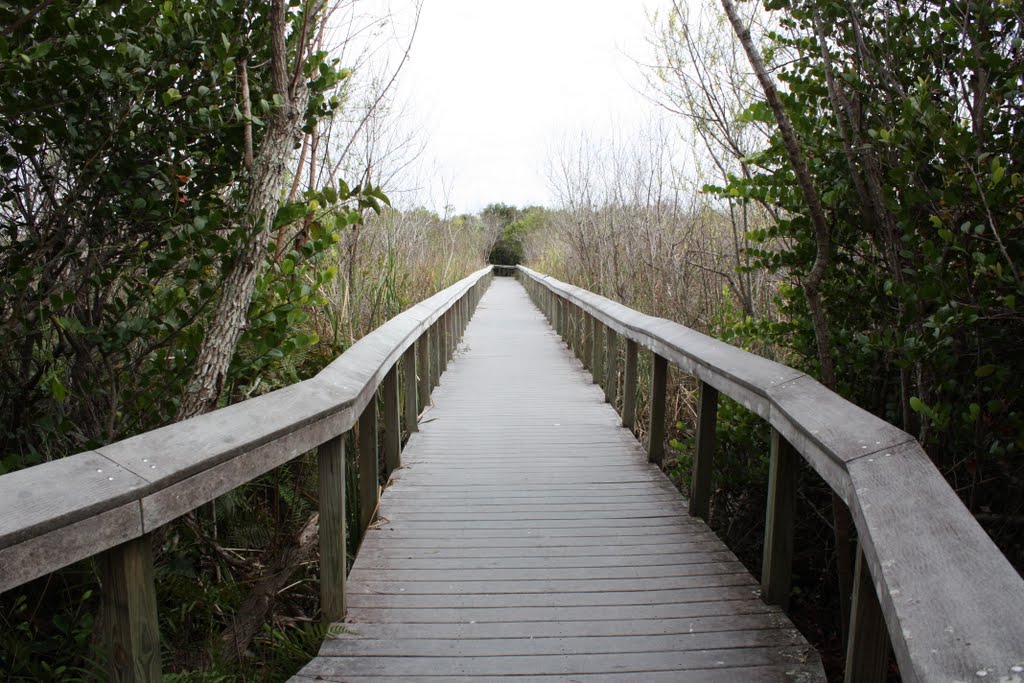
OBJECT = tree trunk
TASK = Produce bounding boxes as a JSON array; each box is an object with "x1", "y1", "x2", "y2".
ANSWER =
[
  {"x1": 177, "y1": 0, "x2": 313, "y2": 421},
  {"x1": 219, "y1": 513, "x2": 320, "y2": 662},
  {"x1": 719, "y1": 0, "x2": 836, "y2": 389}
]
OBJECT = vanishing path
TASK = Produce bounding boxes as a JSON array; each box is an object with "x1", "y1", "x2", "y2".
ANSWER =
[{"x1": 293, "y1": 278, "x2": 824, "y2": 682}]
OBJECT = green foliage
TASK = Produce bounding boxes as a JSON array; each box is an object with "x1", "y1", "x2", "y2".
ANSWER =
[
  {"x1": 710, "y1": 0, "x2": 1024, "y2": 489},
  {"x1": 486, "y1": 205, "x2": 550, "y2": 265}
]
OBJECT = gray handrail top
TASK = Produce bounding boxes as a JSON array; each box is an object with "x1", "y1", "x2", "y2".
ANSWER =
[
  {"x1": 0, "y1": 266, "x2": 492, "y2": 592},
  {"x1": 518, "y1": 265, "x2": 1024, "y2": 683}
]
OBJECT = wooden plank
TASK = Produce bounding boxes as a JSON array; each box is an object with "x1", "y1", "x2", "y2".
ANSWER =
[
  {"x1": 382, "y1": 364, "x2": 400, "y2": 476},
  {"x1": 761, "y1": 427, "x2": 796, "y2": 609},
  {"x1": 402, "y1": 346, "x2": 418, "y2": 433},
  {"x1": 358, "y1": 399, "x2": 379, "y2": 534},
  {"x1": 648, "y1": 353, "x2": 667, "y2": 464},
  {"x1": 604, "y1": 326, "x2": 617, "y2": 405},
  {"x1": 98, "y1": 534, "x2": 162, "y2": 682},
  {"x1": 690, "y1": 381, "x2": 718, "y2": 521},
  {"x1": 843, "y1": 545, "x2": 889, "y2": 683},
  {"x1": 318, "y1": 434, "x2": 347, "y2": 622}
]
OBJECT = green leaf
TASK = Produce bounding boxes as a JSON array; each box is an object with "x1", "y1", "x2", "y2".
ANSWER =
[
  {"x1": 975, "y1": 364, "x2": 996, "y2": 378},
  {"x1": 162, "y1": 87, "x2": 182, "y2": 106},
  {"x1": 909, "y1": 396, "x2": 925, "y2": 413}
]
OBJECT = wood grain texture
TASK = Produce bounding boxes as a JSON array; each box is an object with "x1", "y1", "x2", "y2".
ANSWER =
[
  {"x1": 318, "y1": 435, "x2": 347, "y2": 622},
  {"x1": 843, "y1": 546, "x2": 888, "y2": 683},
  {"x1": 294, "y1": 278, "x2": 823, "y2": 682},
  {"x1": 99, "y1": 534, "x2": 161, "y2": 682}
]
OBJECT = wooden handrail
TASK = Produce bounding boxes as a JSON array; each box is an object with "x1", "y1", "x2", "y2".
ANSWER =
[
  {"x1": 516, "y1": 265, "x2": 1024, "y2": 683},
  {"x1": 0, "y1": 266, "x2": 493, "y2": 680}
]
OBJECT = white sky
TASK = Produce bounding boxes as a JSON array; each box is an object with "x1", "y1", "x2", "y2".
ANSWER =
[{"x1": 377, "y1": 0, "x2": 674, "y2": 214}]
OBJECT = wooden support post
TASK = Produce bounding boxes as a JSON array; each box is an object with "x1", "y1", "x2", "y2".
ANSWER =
[
  {"x1": 622, "y1": 339, "x2": 638, "y2": 430},
  {"x1": 604, "y1": 326, "x2": 618, "y2": 405},
  {"x1": 566, "y1": 304, "x2": 575, "y2": 353},
  {"x1": 417, "y1": 335, "x2": 430, "y2": 411},
  {"x1": 690, "y1": 381, "x2": 718, "y2": 521},
  {"x1": 648, "y1": 353, "x2": 667, "y2": 464},
  {"x1": 383, "y1": 364, "x2": 400, "y2": 476},
  {"x1": 844, "y1": 546, "x2": 890, "y2": 683},
  {"x1": 762, "y1": 427, "x2": 797, "y2": 609},
  {"x1": 318, "y1": 434, "x2": 346, "y2": 622},
  {"x1": 440, "y1": 313, "x2": 448, "y2": 374},
  {"x1": 557, "y1": 298, "x2": 565, "y2": 338},
  {"x1": 99, "y1": 534, "x2": 162, "y2": 682},
  {"x1": 582, "y1": 314, "x2": 593, "y2": 370},
  {"x1": 591, "y1": 320, "x2": 603, "y2": 385},
  {"x1": 358, "y1": 398, "x2": 379, "y2": 534},
  {"x1": 431, "y1": 322, "x2": 441, "y2": 387},
  {"x1": 403, "y1": 346, "x2": 418, "y2": 433}
]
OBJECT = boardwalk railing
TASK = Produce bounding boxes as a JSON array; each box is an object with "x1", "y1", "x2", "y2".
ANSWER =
[
  {"x1": 0, "y1": 266, "x2": 493, "y2": 681},
  {"x1": 516, "y1": 265, "x2": 1024, "y2": 683}
]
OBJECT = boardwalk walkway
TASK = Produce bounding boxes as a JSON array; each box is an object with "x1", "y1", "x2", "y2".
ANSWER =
[{"x1": 293, "y1": 278, "x2": 824, "y2": 682}]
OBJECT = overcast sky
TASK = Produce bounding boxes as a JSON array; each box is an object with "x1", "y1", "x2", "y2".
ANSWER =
[{"x1": 376, "y1": 0, "x2": 673, "y2": 214}]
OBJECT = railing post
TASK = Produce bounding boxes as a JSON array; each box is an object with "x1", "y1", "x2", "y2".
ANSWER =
[
  {"x1": 417, "y1": 334, "x2": 430, "y2": 411},
  {"x1": 762, "y1": 427, "x2": 796, "y2": 609},
  {"x1": 582, "y1": 314, "x2": 593, "y2": 370},
  {"x1": 622, "y1": 339, "x2": 638, "y2": 430},
  {"x1": 403, "y1": 346, "x2": 418, "y2": 434},
  {"x1": 383, "y1": 364, "x2": 400, "y2": 476},
  {"x1": 648, "y1": 353, "x2": 667, "y2": 464},
  {"x1": 318, "y1": 434, "x2": 346, "y2": 622},
  {"x1": 844, "y1": 546, "x2": 890, "y2": 683},
  {"x1": 604, "y1": 326, "x2": 618, "y2": 405},
  {"x1": 556, "y1": 297, "x2": 565, "y2": 339},
  {"x1": 567, "y1": 304, "x2": 577, "y2": 353},
  {"x1": 358, "y1": 398, "x2": 379, "y2": 533},
  {"x1": 591, "y1": 320, "x2": 604, "y2": 385},
  {"x1": 690, "y1": 381, "x2": 718, "y2": 521},
  {"x1": 99, "y1": 534, "x2": 162, "y2": 682},
  {"x1": 439, "y1": 312, "x2": 449, "y2": 375},
  {"x1": 430, "y1": 322, "x2": 441, "y2": 388}
]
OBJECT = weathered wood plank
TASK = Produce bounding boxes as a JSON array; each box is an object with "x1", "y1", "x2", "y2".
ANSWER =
[
  {"x1": 843, "y1": 545, "x2": 889, "y2": 683},
  {"x1": 416, "y1": 335, "x2": 430, "y2": 413}
]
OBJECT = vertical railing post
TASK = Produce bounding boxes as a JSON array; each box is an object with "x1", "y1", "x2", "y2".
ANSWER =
[
  {"x1": 417, "y1": 335, "x2": 430, "y2": 411},
  {"x1": 622, "y1": 339, "x2": 638, "y2": 431},
  {"x1": 430, "y1": 322, "x2": 441, "y2": 388},
  {"x1": 383, "y1": 364, "x2": 400, "y2": 476},
  {"x1": 99, "y1": 534, "x2": 162, "y2": 682},
  {"x1": 318, "y1": 433, "x2": 346, "y2": 622},
  {"x1": 648, "y1": 353, "x2": 667, "y2": 464},
  {"x1": 403, "y1": 346, "x2": 418, "y2": 434},
  {"x1": 762, "y1": 427, "x2": 797, "y2": 608},
  {"x1": 439, "y1": 312, "x2": 449, "y2": 375},
  {"x1": 591, "y1": 320, "x2": 604, "y2": 385},
  {"x1": 358, "y1": 398, "x2": 379, "y2": 533},
  {"x1": 582, "y1": 314, "x2": 593, "y2": 371},
  {"x1": 690, "y1": 381, "x2": 718, "y2": 521},
  {"x1": 604, "y1": 326, "x2": 618, "y2": 405},
  {"x1": 567, "y1": 304, "x2": 577, "y2": 354},
  {"x1": 557, "y1": 297, "x2": 565, "y2": 339},
  {"x1": 844, "y1": 546, "x2": 890, "y2": 683}
]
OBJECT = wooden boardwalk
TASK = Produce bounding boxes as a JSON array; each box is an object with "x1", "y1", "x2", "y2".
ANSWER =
[{"x1": 293, "y1": 278, "x2": 824, "y2": 682}]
